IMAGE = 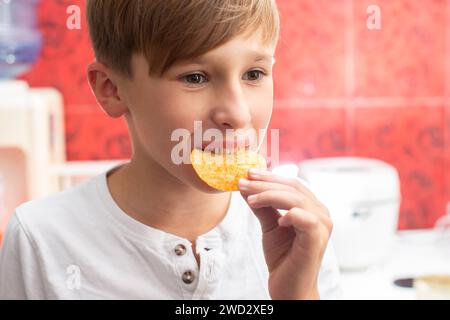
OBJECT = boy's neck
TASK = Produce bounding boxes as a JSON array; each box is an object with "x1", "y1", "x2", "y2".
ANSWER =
[{"x1": 106, "y1": 159, "x2": 232, "y2": 243}]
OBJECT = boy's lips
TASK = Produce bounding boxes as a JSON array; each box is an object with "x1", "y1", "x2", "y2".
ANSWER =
[{"x1": 196, "y1": 139, "x2": 251, "y2": 153}]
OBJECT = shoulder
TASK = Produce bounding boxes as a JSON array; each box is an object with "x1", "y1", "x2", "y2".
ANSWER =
[{"x1": 12, "y1": 174, "x2": 105, "y2": 245}]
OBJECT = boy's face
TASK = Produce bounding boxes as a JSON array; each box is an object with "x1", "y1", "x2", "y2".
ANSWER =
[{"x1": 96, "y1": 30, "x2": 276, "y2": 193}]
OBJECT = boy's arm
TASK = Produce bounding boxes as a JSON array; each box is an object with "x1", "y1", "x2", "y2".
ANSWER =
[{"x1": 0, "y1": 213, "x2": 46, "y2": 300}]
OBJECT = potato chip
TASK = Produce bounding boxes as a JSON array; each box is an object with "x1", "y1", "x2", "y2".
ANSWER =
[{"x1": 190, "y1": 148, "x2": 267, "y2": 191}]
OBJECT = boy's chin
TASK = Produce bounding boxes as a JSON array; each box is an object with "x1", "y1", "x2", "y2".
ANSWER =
[
  {"x1": 184, "y1": 169, "x2": 228, "y2": 194},
  {"x1": 190, "y1": 178, "x2": 227, "y2": 194}
]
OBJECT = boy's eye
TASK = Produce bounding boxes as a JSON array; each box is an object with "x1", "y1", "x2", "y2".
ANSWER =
[
  {"x1": 182, "y1": 73, "x2": 207, "y2": 85},
  {"x1": 180, "y1": 70, "x2": 266, "y2": 86},
  {"x1": 243, "y1": 70, "x2": 265, "y2": 82}
]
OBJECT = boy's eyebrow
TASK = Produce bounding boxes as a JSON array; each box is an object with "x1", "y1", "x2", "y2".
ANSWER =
[
  {"x1": 254, "y1": 54, "x2": 276, "y2": 64},
  {"x1": 181, "y1": 52, "x2": 275, "y2": 65}
]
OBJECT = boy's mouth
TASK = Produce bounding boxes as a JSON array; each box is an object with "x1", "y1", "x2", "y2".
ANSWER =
[{"x1": 197, "y1": 139, "x2": 250, "y2": 154}]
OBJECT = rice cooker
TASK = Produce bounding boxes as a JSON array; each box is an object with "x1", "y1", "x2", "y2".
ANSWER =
[{"x1": 298, "y1": 157, "x2": 401, "y2": 270}]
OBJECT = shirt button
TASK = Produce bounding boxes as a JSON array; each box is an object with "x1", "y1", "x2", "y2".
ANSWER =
[
  {"x1": 182, "y1": 270, "x2": 195, "y2": 284},
  {"x1": 174, "y1": 244, "x2": 187, "y2": 256}
]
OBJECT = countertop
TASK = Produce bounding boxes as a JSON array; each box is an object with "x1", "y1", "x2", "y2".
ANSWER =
[{"x1": 339, "y1": 229, "x2": 450, "y2": 300}]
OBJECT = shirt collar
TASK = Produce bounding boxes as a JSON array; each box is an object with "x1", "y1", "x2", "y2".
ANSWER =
[{"x1": 95, "y1": 164, "x2": 245, "y2": 251}]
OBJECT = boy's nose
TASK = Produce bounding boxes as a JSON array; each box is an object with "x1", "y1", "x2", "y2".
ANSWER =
[{"x1": 211, "y1": 84, "x2": 252, "y2": 130}]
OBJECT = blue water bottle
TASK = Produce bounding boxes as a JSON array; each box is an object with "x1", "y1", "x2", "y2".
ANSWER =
[{"x1": 0, "y1": 0, "x2": 42, "y2": 79}]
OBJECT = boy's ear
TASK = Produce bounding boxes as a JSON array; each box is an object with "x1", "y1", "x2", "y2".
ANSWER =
[{"x1": 87, "y1": 61, "x2": 128, "y2": 118}]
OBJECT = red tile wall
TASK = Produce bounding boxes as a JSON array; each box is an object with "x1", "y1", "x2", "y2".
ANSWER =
[
  {"x1": 19, "y1": 0, "x2": 450, "y2": 229},
  {"x1": 353, "y1": 0, "x2": 446, "y2": 97}
]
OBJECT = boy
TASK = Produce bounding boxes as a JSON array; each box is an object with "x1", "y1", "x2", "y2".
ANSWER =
[{"x1": 0, "y1": 0, "x2": 341, "y2": 299}]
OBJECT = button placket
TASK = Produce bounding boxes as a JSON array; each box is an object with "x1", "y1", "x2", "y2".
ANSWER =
[
  {"x1": 169, "y1": 241, "x2": 199, "y2": 295},
  {"x1": 193, "y1": 236, "x2": 226, "y2": 299},
  {"x1": 191, "y1": 247, "x2": 228, "y2": 299},
  {"x1": 182, "y1": 270, "x2": 195, "y2": 284},
  {"x1": 174, "y1": 243, "x2": 187, "y2": 256}
]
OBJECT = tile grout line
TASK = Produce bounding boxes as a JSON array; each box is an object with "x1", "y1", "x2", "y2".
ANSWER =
[
  {"x1": 273, "y1": 97, "x2": 446, "y2": 108},
  {"x1": 345, "y1": 0, "x2": 355, "y2": 156},
  {"x1": 444, "y1": 0, "x2": 450, "y2": 211}
]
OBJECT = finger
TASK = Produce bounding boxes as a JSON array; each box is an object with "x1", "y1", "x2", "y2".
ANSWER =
[
  {"x1": 247, "y1": 169, "x2": 322, "y2": 206},
  {"x1": 279, "y1": 207, "x2": 333, "y2": 236},
  {"x1": 278, "y1": 207, "x2": 323, "y2": 249},
  {"x1": 247, "y1": 190, "x2": 316, "y2": 213},
  {"x1": 240, "y1": 192, "x2": 281, "y2": 233},
  {"x1": 240, "y1": 179, "x2": 329, "y2": 219},
  {"x1": 237, "y1": 178, "x2": 298, "y2": 196}
]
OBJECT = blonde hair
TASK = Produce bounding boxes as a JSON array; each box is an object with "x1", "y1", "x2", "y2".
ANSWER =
[{"x1": 87, "y1": 0, "x2": 280, "y2": 78}]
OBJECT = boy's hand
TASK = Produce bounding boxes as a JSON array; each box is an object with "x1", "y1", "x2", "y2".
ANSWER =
[{"x1": 238, "y1": 168, "x2": 333, "y2": 300}]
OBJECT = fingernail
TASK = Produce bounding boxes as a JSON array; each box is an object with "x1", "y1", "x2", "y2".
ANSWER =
[
  {"x1": 238, "y1": 179, "x2": 250, "y2": 188},
  {"x1": 247, "y1": 194, "x2": 257, "y2": 203}
]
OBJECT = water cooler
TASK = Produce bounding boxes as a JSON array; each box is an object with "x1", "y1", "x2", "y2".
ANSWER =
[{"x1": 0, "y1": 80, "x2": 66, "y2": 234}]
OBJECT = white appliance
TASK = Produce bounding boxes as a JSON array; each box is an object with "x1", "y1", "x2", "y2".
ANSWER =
[
  {"x1": 0, "y1": 80, "x2": 65, "y2": 231},
  {"x1": 298, "y1": 157, "x2": 401, "y2": 270}
]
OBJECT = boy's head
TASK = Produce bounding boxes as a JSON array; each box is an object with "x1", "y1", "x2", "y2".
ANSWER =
[{"x1": 87, "y1": 0, "x2": 280, "y2": 192}]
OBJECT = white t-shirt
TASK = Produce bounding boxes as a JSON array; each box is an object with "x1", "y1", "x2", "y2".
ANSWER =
[{"x1": 0, "y1": 166, "x2": 342, "y2": 300}]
